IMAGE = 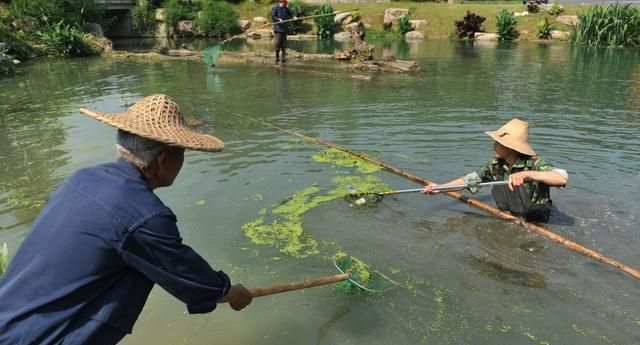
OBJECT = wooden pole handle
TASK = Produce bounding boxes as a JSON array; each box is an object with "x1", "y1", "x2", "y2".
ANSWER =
[
  {"x1": 249, "y1": 273, "x2": 350, "y2": 297},
  {"x1": 220, "y1": 9, "x2": 358, "y2": 44}
]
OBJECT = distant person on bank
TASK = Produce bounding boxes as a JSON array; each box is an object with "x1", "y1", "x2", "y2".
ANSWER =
[
  {"x1": 271, "y1": 0, "x2": 295, "y2": 63},
  {"x1": 421, "y1": 118, "x2": 568, "y2": 223},
  {"x1": 0, "y1": 94, "x2": 253, "y2": 344}
]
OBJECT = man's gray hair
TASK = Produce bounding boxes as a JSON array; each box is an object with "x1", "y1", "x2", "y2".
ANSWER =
[{"x1": 116, "y1": 130, "x2": 169, "y2": 168}]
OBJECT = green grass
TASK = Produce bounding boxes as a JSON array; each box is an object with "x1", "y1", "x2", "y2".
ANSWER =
[{"x1": 231, "y1": 2, "x2": 583, "y2": 40}]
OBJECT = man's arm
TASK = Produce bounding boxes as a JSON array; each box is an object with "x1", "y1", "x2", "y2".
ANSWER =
[{"x1": 120, "y1": 215, "x2": 252, "y2": 313}]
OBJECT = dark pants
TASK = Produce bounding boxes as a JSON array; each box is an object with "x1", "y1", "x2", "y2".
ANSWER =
[
  {"x1": 491, "y1": 185, "x2": 551, "y2": 223},
  {"x1": 274, "y1": 32, "x2": 287, "y2": 61}
]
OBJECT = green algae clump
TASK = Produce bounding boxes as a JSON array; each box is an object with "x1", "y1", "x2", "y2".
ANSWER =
[{"x1": 312, "y1": 148, "x2": 381, "y2": 174}]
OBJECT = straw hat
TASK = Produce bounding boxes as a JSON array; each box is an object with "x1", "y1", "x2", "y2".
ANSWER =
[
  {"x1": 80, "y1": 94, "x2": 224, "y2": 152},
  {"x1": 485, "y1": 118, "x2": 536, "y2": 156}
]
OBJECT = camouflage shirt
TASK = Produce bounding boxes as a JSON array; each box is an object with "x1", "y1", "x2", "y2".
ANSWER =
[{"x1": 470, "y1": 156, "x2": 555, "y2": 205}]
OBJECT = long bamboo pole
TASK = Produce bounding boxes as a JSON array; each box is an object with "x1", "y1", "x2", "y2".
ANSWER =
[
  {"x1": 231, "y1": 112, "x2": 640, "y2": 280},
  {"x1": 220, "y1": 9, "x2": 358, "y2": 45}
]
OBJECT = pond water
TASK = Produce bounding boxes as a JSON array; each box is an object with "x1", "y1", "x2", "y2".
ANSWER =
[{"x1": 1, "y1": 39, "x2": 639, "y2": 344}]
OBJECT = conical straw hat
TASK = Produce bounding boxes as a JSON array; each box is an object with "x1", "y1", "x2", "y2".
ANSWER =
[
  {"x1": 485, "y1": 118, "x2": 536, "y2": 156},
  {"x1": 80, "y1": 94, "x2": 224, "y2": 152}
]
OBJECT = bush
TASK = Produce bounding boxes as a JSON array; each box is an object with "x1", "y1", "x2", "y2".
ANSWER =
[
  {"x1": 36, "y1": 21, "x2": 93, "y2": 57},
  {"x1": 537, "y1": 17, "x2": 552, "y2": 39},
  {"x1": 397, "y1": 15, "x2": 413, "y2": 36},
  {"x1": 496, "y1": 9, "x2": 518, "y2": 40},
  {"x1": 548, "y1": 1, "x2": 564, "y2": 16},
  {"x1": 313, "y1": 4, "x2": 335, "y2": 40},
  {"x1": 0, "y1": 21, "x2": 35, "y2": 60},
  {"x1": 571, "y1": 3, "x2": 640, "y2": 47},
  {"x1": 454, "y1": 11, "x2": 485, "y2": 39},
  {"x1": 196, "y1": 0, "x2": 239, "y2": 37},
  {"x1": 527, "y1": 2, "x2": 539, "y2": 13},
  {"x1": 132, "y1": 1, "x2": 158, "y2": 36},
  {"x1": 9, "y1": 0, "x2": 107, "y2": 31},
  {"x1": 163, "y1": 0, "x2": 198, "y2": 32}
]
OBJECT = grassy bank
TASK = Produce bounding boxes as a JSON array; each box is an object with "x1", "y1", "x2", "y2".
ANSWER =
[{"x1": 233, "y1": 1, "x2": 583, "y2": 41}]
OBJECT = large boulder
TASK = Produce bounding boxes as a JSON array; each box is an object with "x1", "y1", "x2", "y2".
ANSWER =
[
  {"x1": 85, "y1": 22, "x2": 104, "y2": 36},
  {"x1": 155, "y1": 8, "x2": 166, "y2": 22},
  {"x1": 475, "y1": 33, "x2": 499, "y2": 41},
  {"x1": 556, "y1": 15, "x2": 578, "y2": 26},
  {"x1": 410, "y1": 20, "x2": 427, "y2": 30},
  {"x1": 177, "y1": 20, "x2": 195, "y2": 37},
  {"x1": 404, "y1": 31, "x2": 424, "y2": 40},
  {"x1": 333, "y1": 32, "x2": 352, "y2": 42},
  {"x1": 253, "y1": 17, "x2": 269, "y2": 26},
  {"x1": 550, "y1": 30, "x2": 569, "y2": 40},
  {"x1": 334, "y1": 12, "x2": 353, "y2": 26},
  {"x1": 250, "y1": 29, "x2": 274, "y2": 39},
  {"x1": 383, "y1": 8, "x2": 409, "y2": 29},
  {"x1": 238, "y1": 20, "x2": 252, "y2": 32}
]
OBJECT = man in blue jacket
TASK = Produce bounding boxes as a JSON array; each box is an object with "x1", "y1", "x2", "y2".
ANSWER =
[
  {"x1": 271, "y1": 0, "x2": 294, "y2": 63},
  {"x1": 0, "y1": 94, "x2": 253, "y2": 344}
]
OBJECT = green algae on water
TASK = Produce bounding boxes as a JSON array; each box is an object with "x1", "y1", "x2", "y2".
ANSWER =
[
  {"x1": 242, "y1": 175, "x2": 391, "y2": 258},
  {"x1": 312, "y1": 148, "x2": 381, "y2": 174}
]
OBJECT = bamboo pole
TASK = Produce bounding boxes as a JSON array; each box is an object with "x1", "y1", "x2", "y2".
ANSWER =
[
  {"x1": 249, "y1": 273, "x2": 350, "y2": 297},
  {"x1": 231, "y1": 112, "x2": 640, "y2": 280}
]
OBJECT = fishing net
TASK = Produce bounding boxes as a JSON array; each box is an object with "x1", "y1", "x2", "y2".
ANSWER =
[
  {"x1": 204, "y1": 45, "x2": 223, "y2": 67},
  {"x1": 334, "y1": 254, "x2": 398, "y2": 294}
]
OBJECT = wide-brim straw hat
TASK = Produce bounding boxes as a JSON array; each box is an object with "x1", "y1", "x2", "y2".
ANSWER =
[
  {"x1": 485, "y1": 118, "x2": 536, "y2": 156},
  {"x1": 80, "y1": 94, "x2": 224, "y2": 152}
]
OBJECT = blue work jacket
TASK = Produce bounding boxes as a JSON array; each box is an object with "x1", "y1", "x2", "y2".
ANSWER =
[
  {"x1": 0, "y1": 159, "x2": 231, "y2": 344},
  {"x1": 271, "y1": 5, "x2": 293, "y2": 33}
]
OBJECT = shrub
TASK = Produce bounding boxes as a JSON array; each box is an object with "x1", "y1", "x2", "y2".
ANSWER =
[
  {"x1": 163, "y1": 0, "x2": 197, "y2": 32},
  {"x1": 454, "y1": 11, "x2": 485, "y2": 39},
  {"x1": 131, "y1": 1, "x2": 158, "y2": 36},
  {"x1": 527, "y1": 2, "x2": 539, "y2": 13},
  {"x1": 549, "y1": 1, "x2": 564, "y2": 16},
  {"x1": 196, "y1": 0, "x2": 239, "y2": 37},
  {"x1": 9, "y1": 0, "x2": 107, "y2": 31},
  {"x1": 397, "y1": 15, "x2": 413, "y2": 36},
  {"x1": 36, "y1": 21, "x2": 93, "y2": 57},
  {"x1": 0, "y1": 21, "x2": 35, "y2": 60},
  {"x1": 571, "y1": 3, "x2": 640, "y2": 47},
  {"x1": 496, "y1": 9, "x2": 518, "y2": 40},
  {"x1": 537, "y1": 17, "x2": 552, "y2": 39},
  {"x1": 313, "y1": 4, "x2": 335, "y2": 40}
]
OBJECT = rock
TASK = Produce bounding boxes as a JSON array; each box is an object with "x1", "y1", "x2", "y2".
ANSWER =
[
  {"x1": 177, "y1": 20, "x2": 194, "y2": 37},
  {"x1": 166, "y1": 48, "x2": 197, "y2": 57},
  {"x1": 85, "y1": 22, "x2": 103, "y2": 36},
  {"x1": 86, "y1": 34, "x2": 113, "y2": 54},
  {"x1": 550, "y1": 30, "x2": 569, "y2": 40},
  {"x1": 334, "y1": 32, "x2": 352, "y2": 42},
  {"x1": 250, "y1": 29, "x2": 274, "y2": 39},
  {"x1": 345, "y1": 22, "x2": 360, "y2": 31},
  {"x1": 475, "y1": 33, "x2": 499, "y2": 41},
  {"x1": 253, "y1": 17, "x2": 269, "y2": 26},
  {"x1": 556, "y1": 15, "x2": 578, "y2": 26},
  {"x1": 238, "y1": 20, "x2": 252, "y2": 32},
  {"x1": 383, "y1": 8, "x2": 409, "y2": 29},
  {"x1": 288, "y1": 34, "x2": 317, "y2": 41},
  {"x1": 410, "y1": 20, "x2": 428, "y2": 30},
  {"x1": 334, "y1": 12, "x2": 353, "y2": 26},
  {"x1": 514, "y1": 11, "x2": 529, "y2": 17},
  {"x1": 404, "y1": 31, "x2": 424, "y2": 40},
  {"x1": 155, "y1": 8, "x2": 166, "y2": 22}
]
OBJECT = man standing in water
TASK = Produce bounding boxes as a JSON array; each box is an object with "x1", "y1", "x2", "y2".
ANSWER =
[
  {"x1": 271, "y1": 0, "x2": 293, "y2": 63},
  {"x1": 0, "y1": 94, "x2": 253, "y2": 344},
  {"x1": 422, "y1": 118, "x2": 568, "y2": 223}
]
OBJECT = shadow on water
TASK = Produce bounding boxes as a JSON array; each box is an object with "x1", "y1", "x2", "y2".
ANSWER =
[{"x1": 467, "y1": 255, "x2": 548, "y2": 289}]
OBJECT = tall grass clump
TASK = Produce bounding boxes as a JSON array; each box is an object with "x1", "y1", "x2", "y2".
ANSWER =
[
  {"x1": 397, "y1": 15, "x2": 413, "y2": 36},
  {"x1": 313, "y1": 4, "x2": 335, "y2": 40},
  {"x1": 37, "y1": 21, "x2": 92, "y2": 57},
  {"x1": 496, "y1": 9, "x2": 518, "y2": 40},
  {"x1": 537, "y1": 17, "x2": 552, "y2": 39},
  {"x1": 571, "y1": 3, "x2": 640, "y2": 47},
  {"x1": 9, "y1": 0, "x2": 107, "y2": 31},
  {"x1": 196, "y1": 0, "x2": 239, "y2": 37}
]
